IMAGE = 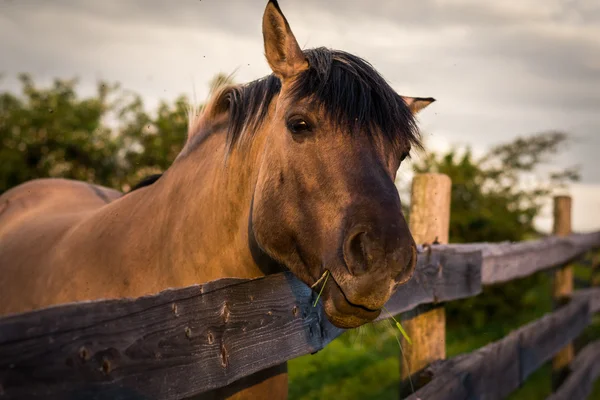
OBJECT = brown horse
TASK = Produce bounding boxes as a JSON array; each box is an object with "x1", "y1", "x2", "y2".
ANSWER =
[{"x1": 0, "y1": 1, "x2": 434, "y2": 398}]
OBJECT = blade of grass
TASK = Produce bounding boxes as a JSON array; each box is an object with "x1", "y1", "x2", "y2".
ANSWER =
[
  {"x1": 383, "y1": 305, "x2": 412, "y2": 345},
  {"x1": 313, "y1": 270, "x2": 330, "y2": 307},
  {"x1": 385, "y1": 317, "x2": 415, "y2": 395}
]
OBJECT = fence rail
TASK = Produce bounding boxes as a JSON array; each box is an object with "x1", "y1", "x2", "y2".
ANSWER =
[
  {"x1": 0, "y1": 231, "x2": 599, "y2": 399},
  {"x1": 405, "y1": 288, "x2": 600, "y2": 400},
  {"x1": 547, "y1": 340, "x2": 600, "y2": 400},
  {"x1": 1, "y1": 174, "x2": 600, "y2": 400},
  {"x1": 433, "y1": 232, "x2": 600, "y2": 285}
]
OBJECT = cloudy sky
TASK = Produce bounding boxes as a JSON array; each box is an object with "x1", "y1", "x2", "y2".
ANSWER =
[{"x1": 1, "y1": 0, "x2": 599, "y2": 233}]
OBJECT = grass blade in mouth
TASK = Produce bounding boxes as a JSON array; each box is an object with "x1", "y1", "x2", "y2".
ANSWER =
[
  {"x1": 383, "y1": 305, "x2": 412, "y2": 345},
  {"x1": 312, "y1": 270, "x2": 330, "y2": 307}
]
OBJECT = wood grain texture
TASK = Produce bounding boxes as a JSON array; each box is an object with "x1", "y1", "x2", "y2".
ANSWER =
[
  {"x1": 0, "y1": 273, "x2": 341, "y2": 400},
  {"x1": 0, "y1": 232, "x2": 598, "y2": 399},
  {"x1": 407, "y1": 173, "x2": 452, "y2": 245},
  {"x1": 431, "y1": 231, "x2": 600, "y2": 285},
  {"x1": 519, "y1": 298, "x2": 589, "y2": 382},
  {"x1": 400, "y1": 173, "x2": 452, "y2": 395},
  {"x1": 0, "y1": 246, "x2": 482, "y2": 400},
  {"x1": 405, "y1": 297, "x2": 591, "y2": 400},
  {"x1": 546, "y1": 340, "x2": 600, "y2": 400},
  {"x1": 572, "y1": 287, "x2": 600, "y2": 315},
  {"x1": 375, "y1": 246, "x2": 482, "y2": 321},
  {"x1": 405, "y1": 333, "x2": 521, "y2": 400},
  {"x1": 553, "y1": 196, "x2": 572, "y2": 237},
  {"x1": 551, "y1": 196, "x2": 574, "y2": 391}
]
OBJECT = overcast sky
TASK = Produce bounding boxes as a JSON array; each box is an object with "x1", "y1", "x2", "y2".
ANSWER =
[{"x1": 1, "y1": 0, "x2": 599, "y2": 233}]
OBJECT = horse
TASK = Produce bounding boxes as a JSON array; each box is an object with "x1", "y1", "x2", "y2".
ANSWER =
[{"x1": 0, "y1": 1, "x2": 435, "y2": 398}]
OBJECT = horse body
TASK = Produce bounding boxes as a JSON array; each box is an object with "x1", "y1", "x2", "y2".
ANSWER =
[
  {"x1": 0, "y1": 1, "x2": 435, "y2": 398},
  {"x1": 0, "y1": 178, "x2": 122, "y2": 314},
  {"x1": 0, "y1": 132, "x2": 263, "y2": 316},
  {"x1": 0, "y1": 131, "x2": 285, "y2": 399}
]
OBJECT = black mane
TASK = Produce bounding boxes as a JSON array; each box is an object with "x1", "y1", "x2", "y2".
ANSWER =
[
  {"x1": 127, "y1": 173, "x2": 162, "y2": 193},
  {"x1": 131, "y1": 49, "x2": 421, "y2": 194},
  {"x1": 223, "y1": 47, "x2": 422, "y2": 150}
]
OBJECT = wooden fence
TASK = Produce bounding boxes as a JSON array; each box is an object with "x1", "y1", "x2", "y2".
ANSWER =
[{"x1": 1, "y1": 173, "x2": 599, "y2": 400}]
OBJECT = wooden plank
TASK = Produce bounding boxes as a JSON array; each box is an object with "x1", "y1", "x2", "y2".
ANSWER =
[
  {"x1": 0, "y1": 277, "x2": 248, "y2": 344},
  {"x1": 551, "y1": 196, "x2": 574, "y2": 391},
  {"x1": 375, "y1": 246, "x2": 482, "y2": 321},
  {"x1": 399, "y1": 173, "x2": 452, "y2": 397},
  {"x1": 0, "y1": 272, "x2": 340, "y2": 400},
  {"x1": 519, "y1": 298, "x2": 589, "y2": 381},
  {"x1": 0, "y1": 246, "x2": 482, "y2": 400},
  {"x1": 430, "y1": 231, "x2": 600, "y2": 286},
  {"x1": 406, "y1": 173, "x2": 452, "y2": 245},
  {"x1": 572, "y1": 287, "x2": 600, "y2": 314},
  {"x1": 546, "y1": 340, "x2": 600, "y2": 400},
  {"x1": 0, "y1": 231, "x2": 598, "y2": 399},
  {"x1": 405, "y1": 298, "x2": 591, "y2": 400},
  {"x1": 385, "y1": 231, "x2": 599, "y2": 324},
  {"x1": 404, "y1": 333, "x2": 521, "y2": 400}
]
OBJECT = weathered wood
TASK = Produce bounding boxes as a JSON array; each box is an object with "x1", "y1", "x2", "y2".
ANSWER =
[
  {"x1": 0, "y1": 246, "x2": 482, "y2": 400},
  {"x1": 572, "y1": 287, "x2": 600, "y2": 314},
  {"x1": 406, "y1": 173, "x2": 451, "y2": 245},
  {"x1": 547, "y1": 340, "x2": 600, "y2": 400},
  {"x1": 552, "y1": 196, "x2": 574, "y2": 391},
  {"x1": 553, "y1": 195, "x2": 572, "y2": 237},
  {"x1": 519, "y1": 298, "x2": 589, "y2": 381},
  {"x1": 405, "y1": 297, "x2": 591, "y2": 400},
  {"x1": 400, "y1": 173, "x2": 452, "y2": 397},
  {"x1": 0, "y1": 273, "x2": 345, "y2": 400},
  {"x1": 0, "y1": 230, "x2": 599, "y2": 399},
  {"x1": 396, "y1": 231, "x2": 600, "y2": 325},
  {"x1": 375, "y1": 246, "x2": 482, "y2": 321},
  {"x1": 404, "y1": 332, "x2": 521, "y2": 400},
  {"x1": 430, "y1": 231, "x2": 600, "y2": 285}
]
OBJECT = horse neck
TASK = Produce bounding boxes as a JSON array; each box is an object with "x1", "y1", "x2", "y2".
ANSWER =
[{"x1": 87, "y1": 128, "x2": 267, "y2": 286}]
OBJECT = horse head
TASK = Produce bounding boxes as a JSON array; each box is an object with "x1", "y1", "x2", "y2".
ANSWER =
[{"x1": 238, "y1": 1, "x2": 435, "y2": 329}]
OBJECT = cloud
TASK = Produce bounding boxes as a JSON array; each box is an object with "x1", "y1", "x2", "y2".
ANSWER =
[{"x1": 1, "y1": 0, "x2": 598, "y2": 231}]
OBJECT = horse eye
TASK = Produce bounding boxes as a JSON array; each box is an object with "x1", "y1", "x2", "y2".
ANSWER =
[{"x1": 288, "y1": 119, "x2": 310, "y2": 134}]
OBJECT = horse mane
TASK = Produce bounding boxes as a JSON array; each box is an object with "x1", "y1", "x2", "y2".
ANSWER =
[
  {"x1": 129, "y1": 48, "x2": 422, "y2": 194},
  {"x1": 127, "y1": 173, "x2": 162, "y2": 193},
  {"x1": 185, "y1": 46, "x2": 423, "y2": 155}
]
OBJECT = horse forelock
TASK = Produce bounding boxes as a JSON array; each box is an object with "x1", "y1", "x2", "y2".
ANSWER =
[
  {"x1": 183, "y1": 46, "x2": 423, "y2": 157},
  {"x1": 292, "y1": 47, "x2": 423, "y2": 151}
]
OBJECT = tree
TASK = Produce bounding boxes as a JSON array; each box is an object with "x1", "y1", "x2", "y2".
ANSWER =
[
  {"x1": 0, "y1": 74, "x2": 127, "y2": 192},
  {"x1": 119, "y1": 71, "x2": 235, "y2": 189},
  {"x1": 411, "y1": 131, "x2": 579, "y2": 242},
  {"x1": 118, "y1": 94, "x2": 191, "y2": 189},
  {"x1": 407, "y1": 131, "x2": 580, "y2": 328},
  {"x1": 0, "y1": 72, "x2": 238, "y2": 194}
]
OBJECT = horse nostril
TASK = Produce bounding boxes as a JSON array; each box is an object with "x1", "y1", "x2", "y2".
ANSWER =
[
  {"x1": 344, "y1": 230, "x2": 371, "y2": 276},
  {"x1": 395, "y1": 245, "x2": 417, "y2": 285}
]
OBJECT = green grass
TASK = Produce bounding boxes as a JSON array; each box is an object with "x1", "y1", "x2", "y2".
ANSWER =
[
  {"x1": 288, "y1": 259, "x2": 600, "y2": 399},
  {"x1": 289, "y1": 321, "x2": 403, "y2": 400}
]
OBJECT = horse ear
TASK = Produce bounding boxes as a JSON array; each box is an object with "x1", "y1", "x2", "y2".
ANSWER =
[
  {"x1": 262, "y1": 0, "x2": 308, "y2": 81},
  {"x1": 402, "y1": 96, "x2": 436, "y2": 114}
]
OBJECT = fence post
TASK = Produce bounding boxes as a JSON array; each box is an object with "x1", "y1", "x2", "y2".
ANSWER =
[
  {"x1": 551, "y1": 195, "x2": 573, "y2": 391},
  {"x1": 399, "y1": 173, "x2": 451, "y2": 397}
]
